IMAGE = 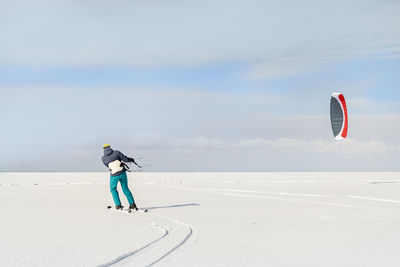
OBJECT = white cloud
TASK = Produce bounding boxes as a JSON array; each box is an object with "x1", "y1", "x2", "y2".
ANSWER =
[
  {"x1": 127, "y1": 132, "x2": 167, "y2": 150},
  {"x1": 348, "y1": 98, "x2": 376, "y2": 109},
  {"x1": 1, "y1": 0, "x2": 399, "y2": 78},
  {"x1": 239, "y1": 138, "x2": 272, "y2": 148},
  {"x1": 347, "y1": 98, "x2": 400, "y2": 115},
  {"x1": 238, "y1": 137, "x2": 390, "y2": 155},
  {"x1": 1, "y1": 85, "x2": 399, "y2": 171},
  {"x1": 310, "y1": 139, "x2": 390, "y2": 155},
  {"x1": 239, "y1": 137, "x2": 308, "y2": 150},
  {"x1": 248, "y1": 53, "x2": 327, "y2": 78},
  {"x1": 120, "y1": 133, "x2": 392, "y2": 156},
  {"x1": 174, "y1": 137, "x2": 225, "y2": 149}
]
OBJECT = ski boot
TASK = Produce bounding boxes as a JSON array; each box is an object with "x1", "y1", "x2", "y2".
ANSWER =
[
  {"x1": 116, "y1": 205, "x2": 123, "y2": 210},
  {"x1": 129, "y1": 203, "x2": 138, "y2": 211}
]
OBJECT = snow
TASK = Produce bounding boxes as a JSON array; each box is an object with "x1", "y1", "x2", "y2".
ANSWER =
[{"x1": 1, "y1": 172, "x2": 400, "y2": 266}]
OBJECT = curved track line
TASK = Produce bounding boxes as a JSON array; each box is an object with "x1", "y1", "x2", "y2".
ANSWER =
[
  {"x1": 173, "y1": 186, "x2": 390, "y2": 210},
  {"x1": 191, "y1": 187, "x2": 322, "y2": 197},
  {"x1": 100, "y1": 212, "x2": 195, "y2": 267},
  {"x1": 146, "y1": 219, "x2": 193, "y2": 267},
  {"x1": 349, "y1": 196, "x2": 400, "y2": 203},
  {"x1": 98, "y1": 223, "x2": 168, "y2": 267}
]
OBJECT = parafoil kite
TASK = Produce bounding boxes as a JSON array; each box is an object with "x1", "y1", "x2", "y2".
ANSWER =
[{"x1": 330, "y1": 93, "x2": 348, "y2": 140}]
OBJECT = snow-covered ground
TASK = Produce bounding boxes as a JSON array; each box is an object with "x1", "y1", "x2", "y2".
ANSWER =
[{"x1": 1, "y1": 172, "x2": 400, "y2": 266}]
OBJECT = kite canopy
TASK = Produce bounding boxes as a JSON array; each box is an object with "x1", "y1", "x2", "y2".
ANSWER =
[{"x1": 330, "y1": 93, "x2": 348, "y2": 140}]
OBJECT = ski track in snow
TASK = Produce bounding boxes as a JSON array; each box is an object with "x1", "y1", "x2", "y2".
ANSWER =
[
  {"x1": 0, "y1": 182, "x2": 108, "y2": 186},
  {"x1": 0, "y1": 180, "x2": 195, "y2": 266},
  {"x1": 98, "y1": 223, "x2": 169, "y2": 267},
  {"x1": 145, "y1": 215, "x2": 193, "y2": 267},
  {"x1": 193, "y1": 188, "x2": 323, "y2": 197},
  {"x1": 99, "y1": 211, "x2": 194, "y2": 267},
  {"x1": 171, "y1": 186, "x2": 400, "y2": 210},
  {"x1": 349, "y1": 196, "x2": 400, "y2": 204}
]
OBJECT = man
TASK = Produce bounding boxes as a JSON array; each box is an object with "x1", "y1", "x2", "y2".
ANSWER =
[{"x1": 101, "y1": 144, "x2": 141, "y2": 210}]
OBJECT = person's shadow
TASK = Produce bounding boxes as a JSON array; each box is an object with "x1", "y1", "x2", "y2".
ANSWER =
[{"x1": 142, "y1": 203, "x2": 200, "y2": 211}]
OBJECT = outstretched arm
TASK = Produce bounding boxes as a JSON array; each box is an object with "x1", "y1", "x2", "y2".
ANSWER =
[{"x1": 117, "y1": 151, "x2": 142, "y2": 168}]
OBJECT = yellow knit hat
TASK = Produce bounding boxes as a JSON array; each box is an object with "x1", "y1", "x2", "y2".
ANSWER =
[{"x1": 103, "y1": 144, "x2": 110, "y2": 149}]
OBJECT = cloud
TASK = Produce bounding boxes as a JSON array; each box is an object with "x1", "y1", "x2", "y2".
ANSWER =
[
  {"x1": 348, "y1": 98, "x2": 376, "y2": 109},
  {"x1": 348, "y1": 98, "x2": 400, "y2": 114},
  {"x1": 127, "y1": 132, "x2": 167, "y2": 150},
  {"x1": 1, "y1": 0, "x2": 399, "y2": 78},
  {"x1": 1, "y1": 84, "x2": 399, "y2": 171},
  {"x1": 311, "y1": 139, "x2": 390, "y2": 155},
  {"x1": 238, "y1": 137, "x2": 390, "y2": 155},
  {"x1": 174, "y1": 137, "x2": 225, "y2": 150},
  {"x1": 119, "y1": 133, "x2": 392, "y2": 156},
  {"x1": 238, "y1": 137, "x2": 307, "y2": 150},
  {"x1": 247, "y1": 53, "x2": 327, "y2": 78}
]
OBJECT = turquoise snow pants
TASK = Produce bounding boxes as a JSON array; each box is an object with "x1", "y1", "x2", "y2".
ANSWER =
[{"x1": 110, "y1": 172, "x2": 135, "y2": 206}]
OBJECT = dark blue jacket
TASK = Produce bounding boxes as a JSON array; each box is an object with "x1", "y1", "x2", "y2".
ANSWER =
[{"x1": 102, "y1": 147, "x2": 135, "y2": 177}]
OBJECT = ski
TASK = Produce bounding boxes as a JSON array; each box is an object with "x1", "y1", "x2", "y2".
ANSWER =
[
  {"x1": 128, "y1": 207, "x2": 149, "y2": 213},
  {"x1": 107, "y1": 205, "x2": 131, "y2": 213},
  {"x1": 137, "y1": 209, "x2": 149, "y2": 213},
  {"x1": 107, "y1": 206, "x2": 148, "y2": 213}
]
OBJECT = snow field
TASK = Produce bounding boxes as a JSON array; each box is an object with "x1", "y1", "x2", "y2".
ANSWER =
[{"x1": 1, "y1": 172, "x2": 400, "y2": 266}]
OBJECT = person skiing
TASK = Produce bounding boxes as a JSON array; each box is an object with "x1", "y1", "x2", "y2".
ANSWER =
[{"x1": 101, "y1": 144, "x2": 141, "y2": 210}]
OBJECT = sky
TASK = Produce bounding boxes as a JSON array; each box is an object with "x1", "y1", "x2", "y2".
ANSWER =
[{"x1": 1, "y1": 0, "x2": 399, "y2": 171}]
